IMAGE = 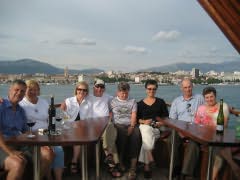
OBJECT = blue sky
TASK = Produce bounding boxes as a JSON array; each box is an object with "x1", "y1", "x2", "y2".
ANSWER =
[{"x1": 0, "y1": 0, "x2": 239, "y2": 72}]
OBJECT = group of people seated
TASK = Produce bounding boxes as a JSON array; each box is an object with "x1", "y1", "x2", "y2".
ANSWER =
[{"x1": 0, "y1": 78, "x2": 239, "y2": 180}]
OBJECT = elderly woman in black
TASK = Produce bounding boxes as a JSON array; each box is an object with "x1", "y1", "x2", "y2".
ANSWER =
[{"x1": 137, "y1": 79, "x2": 169, "y2": 179}]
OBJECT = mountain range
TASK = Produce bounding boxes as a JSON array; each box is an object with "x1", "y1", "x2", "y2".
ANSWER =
[
  {"x1": 0, "y1": 59, "x2": 104, "y2": 74},
  {"x1": 0, "y1": 58, "x2": 240, "y2": 74},
  {"x1": 140, "y1": 58, "x2": 240, "y2": 73}
]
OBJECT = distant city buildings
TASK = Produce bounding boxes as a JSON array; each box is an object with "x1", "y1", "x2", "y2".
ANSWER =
[
  {"x1": 1, "y1": 67, "x2": 240, "y2": 84},
  {"x1": 191, "y1": 68, "x2": 199, "y2": 79}
]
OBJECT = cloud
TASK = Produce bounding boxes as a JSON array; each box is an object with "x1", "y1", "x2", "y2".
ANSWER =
[
  {"x1": 0, "y1": 33, "x2": 13, "y2": 39},
  {"x1": 40, "y1": 40, "x2": 49, "y2": 44},
  {"x1": 152, "y1": 30, "x2": 181, "y2": 41},
  {"x1": 58, "y1": 38, "x2": 96, "y2": 46},
  {"x1": 124, "y1": 45, "x2": 148, "y2": 54},
  {"x1": 79, "y1": 38, "x2": 96, "y2": 45}
]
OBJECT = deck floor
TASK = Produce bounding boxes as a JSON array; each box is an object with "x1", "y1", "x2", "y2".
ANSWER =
[{"x1": 63, "y1": 166, "x2": 169, "y2": 180}]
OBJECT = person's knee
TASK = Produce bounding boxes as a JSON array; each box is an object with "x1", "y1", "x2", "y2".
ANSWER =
[
  {"x1": 41, "y1": 146, "x2": 54, "y2": 163},
  {"x1": 214, "y1": 155, "x2": 224, "y2": 169},
  {"x1": 5, "y1": 156, "x2": 26, "y2": 172},
  {"x1": 142, "y1": 141, "x2": 154, "y2": 151}
]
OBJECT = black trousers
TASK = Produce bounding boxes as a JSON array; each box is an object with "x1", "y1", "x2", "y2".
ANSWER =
[{"x1": 114, "y1": 124, "x2": 141, "y2": 166}]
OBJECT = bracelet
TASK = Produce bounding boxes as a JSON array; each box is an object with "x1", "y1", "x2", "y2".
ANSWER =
[{"x1": 130, "y1": 125, "x2": 135, "y2": 128}]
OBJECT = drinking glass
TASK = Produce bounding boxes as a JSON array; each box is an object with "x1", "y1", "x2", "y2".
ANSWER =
[
  {"x1": 235, "y1": 119, "x2": 240, "y2": 139},
  {"x1": 187, "y1": 106, "x2": 195, "y2": 124},
  {"x1": 199, "y1": 113, "x2": 204, "y2": 126},
  {"x1": 55, "y1": 109, "x2": 64, "y2": 134},
  {"x1": 63, "y1": 112, "x2": 71, "y2": 129},
  {"x1": 27, "y1": 117, "x2": 36, "y2": 138}
]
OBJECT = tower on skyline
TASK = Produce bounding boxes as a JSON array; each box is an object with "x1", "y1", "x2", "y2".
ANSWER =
[
  {"x1": 64, "y1": 66, "x2": 69, "y2": 78},
  {"x1": 191, "y1": 68, "x2": 200, "y2": 79}
]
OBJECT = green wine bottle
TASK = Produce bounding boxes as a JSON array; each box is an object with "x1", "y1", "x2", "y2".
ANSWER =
[
  {"x1": 216, "y1": 99, "x2": 224, "y2": 134},
  {"x1": 48, "y1": 95, "x2": 56, "y2": 135}
]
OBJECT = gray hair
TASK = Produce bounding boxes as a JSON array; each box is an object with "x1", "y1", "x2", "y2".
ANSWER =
[{"x1": 118, "y1": 82, "x2": 130, "y2": 91}]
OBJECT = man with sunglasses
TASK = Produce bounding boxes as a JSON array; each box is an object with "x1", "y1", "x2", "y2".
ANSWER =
[
  {"x1": 88, "y1": 79, "x2": 122, "y2": 178},
  {"x1": 169, "y1": 78, "x2": 204, "y2": 179},
  {"x1": 89, "y1": 79, "x2": 112, "y2": 118}
]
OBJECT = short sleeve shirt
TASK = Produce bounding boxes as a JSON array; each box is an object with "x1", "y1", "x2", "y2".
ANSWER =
[
  {"x1": 65, "y1": 96, "x2": 91, "y2": 121},
  {"x1": 88, "y1": 93, "x2": 113, "y2": 118},
  {"x1": 195, "y1": 102, "x2": 229, "y2": 126},
  {"x1": 137, "y1": 97, "x2": 169, "y2": 120},
  {"x1": 19, "y1": 97, "x2": 49, "y2": 131},
  {"x1": 169, "y1": 94, "x2": 204, "y2": 122},
  {"x1": 0, "y1": 98, "x2": 27, "y2": 137},
  {"x1": 111, "y1": 96, "x2": 137, "y2": 125}
]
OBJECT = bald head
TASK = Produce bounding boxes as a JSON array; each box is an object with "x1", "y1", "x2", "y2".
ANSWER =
[{"x1": 180, "y1": 78, "x2": 193, "y2": 99}]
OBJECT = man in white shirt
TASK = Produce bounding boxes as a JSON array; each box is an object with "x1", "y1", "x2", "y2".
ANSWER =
[
  {"x1": 88, "y1": 79, "x2": 122, "y2": 178},
  {"x1": 88, "y1": 79, "x2": 112, "y2": 118}
]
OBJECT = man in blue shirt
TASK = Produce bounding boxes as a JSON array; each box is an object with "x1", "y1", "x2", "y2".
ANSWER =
[
  {"x1": 169, "y1": 78, "x2": 204, "y2": 178},
  {"x1": 0, "y1": 79, "x2": 28, "y2": 180}
]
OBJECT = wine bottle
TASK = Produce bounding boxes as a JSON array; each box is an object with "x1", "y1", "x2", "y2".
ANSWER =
[
  {"x1": 216, "y1": 99, "x2": 224, "y2": 134},
  {"x1": 48, "y1": 95, "x2": 56, "y2": 134}
]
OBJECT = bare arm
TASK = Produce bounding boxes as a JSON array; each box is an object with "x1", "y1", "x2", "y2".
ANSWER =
[
  {"x1": 128, "y1": 111, "x2": 137, "y2": 135},
  {"x1": 229, "y1": 106, "x2": 240, "y2": 117},
  {"x1": 130, "y1": 111, "x2": 137, "y2": 127},
  {"x1": 109, "y1": 111, "x2": 113, "y2": 121},
  {"x1": 60, "y1": 101, "x2": 67, "y2": 111}
]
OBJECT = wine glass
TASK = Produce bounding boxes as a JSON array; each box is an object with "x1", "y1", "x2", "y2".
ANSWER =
[
  {"x1": 199, "y1": 112, "x2": 204, "y2": 126},
  {"x1": 63, "y1": 111, "x2": 71, "y2": 129},
  {"x1": 189, "y1": 111, "x2": 195, "y2": 124},
  {"x1": 27, "y1": 117, "x2": 36, "y2": 138},
  {"x1": 55, "y1": 109, "x2": 63, "y2": 134}
]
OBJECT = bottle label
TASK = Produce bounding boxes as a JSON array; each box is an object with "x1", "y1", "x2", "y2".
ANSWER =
[
  {"x1": 216, "y1": 125, "x2": 223, "y2": 131},
  {"x1": 52, "y1": 117, "x2": 56, "y2": 125}
]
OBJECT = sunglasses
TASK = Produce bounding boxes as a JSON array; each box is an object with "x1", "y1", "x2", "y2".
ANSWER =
[
  {"x1": 146, "y1": 88, "x2": 157, "y2": 91},
  {"x1": 186, "y1": 103, "x2": 191, "y2": 112},
  {"x1": 76, "y1": 88, "x2": 88, "y2": 92},
  {"x1": 95, "y1": 84, "x2": 105, "y2": 89}
]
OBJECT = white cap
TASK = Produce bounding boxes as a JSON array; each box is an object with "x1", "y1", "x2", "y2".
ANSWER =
[{"x1": 94, "y1": 79, "x2": 105, "y2": 85}]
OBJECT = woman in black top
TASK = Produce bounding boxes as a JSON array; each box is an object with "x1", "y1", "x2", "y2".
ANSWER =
[{"x1": 137, "y1": 79, "x2": 169, "y2": 178}]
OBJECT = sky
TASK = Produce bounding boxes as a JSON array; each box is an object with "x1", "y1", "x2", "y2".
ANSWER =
[{"x1": 0, "y1": 0, "x2": 239, "y2": 72}]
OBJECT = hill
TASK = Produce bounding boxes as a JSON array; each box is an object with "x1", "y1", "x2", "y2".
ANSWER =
[
  {"x1": 139, "y1": 58, "x2": 240, "y2": 73},
  {"x1": 0, "y1": 59, "x2": 104, "y2": 74}
]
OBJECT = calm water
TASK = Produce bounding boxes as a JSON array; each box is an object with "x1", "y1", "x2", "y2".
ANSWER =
[{"x1": 1, "y1": 83, "x2": 240, "y2": 127}]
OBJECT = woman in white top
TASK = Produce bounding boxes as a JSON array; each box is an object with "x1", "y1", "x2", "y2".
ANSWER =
[
  {"x1": 61, "y1": 81, "x2": 91, "y2": 174},
  {"x1": 19, "y1": 80, "x2": 64, "y2": 180}
]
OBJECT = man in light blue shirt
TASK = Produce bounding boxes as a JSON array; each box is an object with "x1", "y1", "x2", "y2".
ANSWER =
[
  {"x1": 170, "y1": 93, "x2": 204, "y2": 122},
  {"x1": 169, "y1": 78, "x2": 204, "y2": 178}
]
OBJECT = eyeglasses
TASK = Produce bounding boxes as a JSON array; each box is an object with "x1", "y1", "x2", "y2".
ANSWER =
[
  {"x1": 146, "y1": 88, "x2": 157, "y2": 91},
  {"x1": 95, "y1": 85, "x2": 105, "y2": 89},
  {"x1": 76, "y1": 88, "x2": 88, "y2": 92}
]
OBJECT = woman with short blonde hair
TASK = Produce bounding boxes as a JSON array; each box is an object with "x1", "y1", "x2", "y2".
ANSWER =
[
  {"x1": 20, "y1": 79, "x2": 64, "y2": 180},
  {"x1": 61, "y1": 80, "x2": 91, "y2": 174}
]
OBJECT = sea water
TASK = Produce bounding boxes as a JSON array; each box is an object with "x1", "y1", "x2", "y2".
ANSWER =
[{"x1": 1, "y1": 83, "x2": 239, "y2": 128}]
